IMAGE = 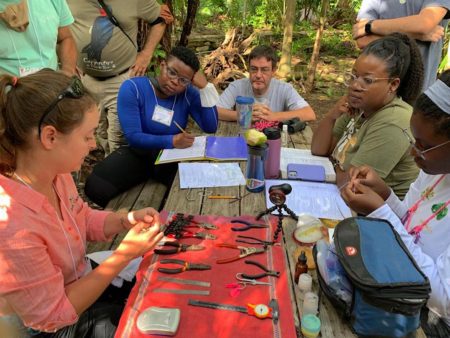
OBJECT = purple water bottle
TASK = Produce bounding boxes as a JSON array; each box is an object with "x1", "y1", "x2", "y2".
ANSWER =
[{"x1": 263, "y1": 127, "x2": 281, "y2": 179}]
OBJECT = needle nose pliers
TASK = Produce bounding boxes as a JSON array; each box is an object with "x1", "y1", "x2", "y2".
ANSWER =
[
  {"x1": 230, "y1": 220, "x2": 269, "y2": 232},
  {"x1": 154, "y1": 241, "x2": 205, "y2": 255},
  {"x1": 157, "y1": 259, "x2": 211, "y2": 274},
  {"x1": 240, "y1": 260, "x2": 280, "y2": 279}
]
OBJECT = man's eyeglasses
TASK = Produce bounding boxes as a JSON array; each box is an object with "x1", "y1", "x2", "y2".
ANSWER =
[
  {"x1": 249, "y1": 66, "x2": 272, "y2": 75},
  {"x1": 38, "y1": 76, "x2": 84, "y2": 137},
  {"x1": 165, "y1": 66, "x2": 191, "y2": 87},
  {"x1": 343, "y1": 72, "x2": 391, "y2": 91},
  {"x1": 402, "y1": 128, "x2": 450, "y2": 160}
]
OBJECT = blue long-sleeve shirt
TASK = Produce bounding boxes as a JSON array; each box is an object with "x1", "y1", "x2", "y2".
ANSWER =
[{"x1": 117, "y1": 77, "x2": 218, "y2": 149}]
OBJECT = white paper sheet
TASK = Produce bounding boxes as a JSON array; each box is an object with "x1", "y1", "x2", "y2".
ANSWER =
[
  {"x1": 265, "y1": 179, "x2": 352, "y2": 220},
  {"x1": 179, "y1": 162, "x2": 246, "y2": 189}
]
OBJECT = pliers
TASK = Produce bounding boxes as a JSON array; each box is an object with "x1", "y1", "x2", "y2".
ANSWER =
[
  {"x1": 167, "y1": 231, "x2": 217, "y2": 240},
  {"x1": 185, "y1": 221, "x2": 218, "y2": 230},
  {"x1": 236, "y1": 235, "x2": 277, "y2": 247},
  {"x1": 240, "y1": 260, "x2": 280, "y2": 280},
  {"x1": 215, "y1": 243, "x2": 266, "y2": 264},
  {"x1": 157, "y1": 259, "x2": 211, "y2": 274},
  {"x1": 154, "y1": 241, "x2": 205, "y2": 255},
  {"x1": 230, "y1": 219, "x2": 269, "y2": 232}
]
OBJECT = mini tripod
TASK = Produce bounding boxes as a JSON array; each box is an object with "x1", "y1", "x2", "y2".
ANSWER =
[{"x1": 256, "y1": 183, "x2": 298, "y2": 241}]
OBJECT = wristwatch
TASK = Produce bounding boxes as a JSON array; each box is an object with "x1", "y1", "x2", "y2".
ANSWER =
[{"x1": 365, "y1": 20, "x2": 374, "y2": 35}]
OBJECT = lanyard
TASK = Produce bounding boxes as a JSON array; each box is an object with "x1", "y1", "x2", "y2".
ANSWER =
[{"x1": 404, "y1": 174, "x2": 449, "y2": 242}]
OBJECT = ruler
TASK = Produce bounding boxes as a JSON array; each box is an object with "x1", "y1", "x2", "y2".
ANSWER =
[
  {"x1": 157, "y1": 276, "x2": 211, "y2": 287},
  {"x1": 188, "y1": 299, "x2": 247, "y2": 313},
  {"x1": 154, "y1": 288, "x2": 210, "y2": 295}
]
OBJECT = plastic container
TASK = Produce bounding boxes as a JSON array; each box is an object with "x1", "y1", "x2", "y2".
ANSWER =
[
  {"x1": 236, "y1": 96, "x2": 254, "y2": 133},
  {"x1": 263, "y1": 127, "x2": 281, "y2": 179},
  {"x1": 301, "y1": 314, "x2": 321, "y2": 338},
  {"x1": 245, "y1": 143, "x2": 267, "y2": 193},
  {"x1": 303, "y1": 291, "x2": 319, "y2": 316},
  {"x1": 298, "y1": 273, "x2": 313, "y2": 299},
  {"x1": 293, "y1": 214, "x2": 324, "y2": 246},
  {"x1": 281, "y1": 124, "x2": 289, "y2": 147}
]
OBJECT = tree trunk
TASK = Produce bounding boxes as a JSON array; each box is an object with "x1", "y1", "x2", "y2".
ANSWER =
[
  {"x1": 305, "y1": 0, "x2": 329, "y2": 92},
  {"x1": 161, "y1": 0, "x2": 173, "y2": 53},
  {"x1": 178, "y1": 0, "x2": 200, "y2": 47},
  {"x1": 278, "y1": 0, "x2": 297, "y2": 79}
]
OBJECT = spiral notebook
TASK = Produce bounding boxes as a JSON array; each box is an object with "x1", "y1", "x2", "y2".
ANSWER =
[{"x1": 155, "y1": 136, "x2": 248, "y2": 164}]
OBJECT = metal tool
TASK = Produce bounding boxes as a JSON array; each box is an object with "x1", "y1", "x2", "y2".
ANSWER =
[
  {"x1": 167, "y1": 230, "x2": 217, "y2": 240},
  {"x1": 158, "y1": 259, "x2": 211, "y2": 274},
  {"x1": 269, "y1": 299, "x2": 280, "y2": 324},
  {"x1": 154, "y1": 241, "x2": 205, "y2": 255},
  {"x1": 185, "y1": 222, "x2": 218, "y2": 230},
  {"x1": 236, "y1": 235, "x2": 277, "y2": 247},
  {"x1": 153, "y1": 288, "x2": 210, "y2": 295},
  {"x1": 230, "y1": 219, "x2": 269, "y2": 232},
  {"x1": 235, "y1": 274, "x2": 272, "y2": 286},
  {"x1": 240, "y1": 260, "x2": 280, "y2": 280},
  {"x1": 215, "y1": 243, "x2": 266, "y2": 264},
  {"x1": 188, "y1": 299, "x2": 273, "y2": 319},
  {"x1": 157, "y1": 276, "x2": 211, "y2": 287}
]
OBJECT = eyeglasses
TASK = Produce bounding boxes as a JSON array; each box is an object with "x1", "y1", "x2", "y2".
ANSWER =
[
  {"x1": 38, "y1": 76, "x2": 84, "y2": 137},
  {"x1": 165, "y1": 66, "x2": 191, "y2": 87},
  {"x1": 343, "y1": 72, "x2": 391, "y2": 91},
  {"x1": 401, "y1": 128, "x2": 450, "y2": 160},
  {"x1": 249, "y1": 66, "x2": 272, "y2": 75}
]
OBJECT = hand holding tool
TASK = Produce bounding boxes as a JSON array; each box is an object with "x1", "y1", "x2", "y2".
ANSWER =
[
  {"x1": 158, "y1": 259, "x2": 211, "y2": 274},
  {"x1": 240, "y1": 260, "x2": 280, "y2": 280},
  {"x1": 154, "y1": 241, "x2": 205, "y2": 255},
  {"x1": 215, "y1": 243, "x2": 266, "y2": 264},
  {"x1": 230, "y1": 219, "x2": 269, "y2": 231}
]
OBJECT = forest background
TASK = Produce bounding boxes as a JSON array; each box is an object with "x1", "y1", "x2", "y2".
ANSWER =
[{"x1": 143, "y1": 0, "x2": 449, "y2": 124}]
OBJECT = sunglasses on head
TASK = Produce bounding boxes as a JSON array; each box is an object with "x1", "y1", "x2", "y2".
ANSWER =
[{"x1": 38, "y1": 76, "x2": 84, "y2": 138}]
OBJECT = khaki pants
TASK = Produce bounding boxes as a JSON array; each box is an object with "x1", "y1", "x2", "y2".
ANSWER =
[{"x1": 82, "y1": 72, "x2": 129, "y2": 155}]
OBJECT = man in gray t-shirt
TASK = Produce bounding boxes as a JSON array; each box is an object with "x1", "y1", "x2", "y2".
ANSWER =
[
  {"x1": 353, "y1": 0, "x2": 450, "y2": 90},
  {"x1": 217, "y1": 46, "x2": 316, "y2": 122}
]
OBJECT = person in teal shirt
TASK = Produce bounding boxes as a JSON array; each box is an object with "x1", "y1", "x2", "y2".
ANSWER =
[{"x1": 0, "y1": 0, "x2": 77, "y2": 76}]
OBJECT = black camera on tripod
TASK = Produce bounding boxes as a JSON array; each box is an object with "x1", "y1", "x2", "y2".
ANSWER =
[
  {"x1": 257, "y1": 183, "x2": 298, "y2": 241},
  {"x1": 268, "y1": 183, "x2": 292, "y2": 206}
]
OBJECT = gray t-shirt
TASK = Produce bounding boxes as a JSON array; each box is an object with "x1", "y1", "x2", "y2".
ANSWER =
[
  {"x1": 217, "y1": 78, "x2": 309, "y2": 112},
  {"x1": 357, "y1": 0, "x2": 450, "y2": 90}
]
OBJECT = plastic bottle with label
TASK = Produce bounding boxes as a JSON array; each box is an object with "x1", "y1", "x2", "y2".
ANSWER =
[
  {"x1": 263, "y1": 127, "x2": 281, "y2": 179},
  {"x1": 281, "y1": 124, "x2": 289, "y2": 147},
  {"x1": 245, "y1": 143, "x2": 267, "y2": 193}
]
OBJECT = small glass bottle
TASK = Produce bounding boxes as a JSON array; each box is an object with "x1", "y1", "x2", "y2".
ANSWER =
[
  {"x1": 281, "y1": 124, "x2": 289, "y2": 147},
  {"x1": 294, "y1": 251, "x2": 308, "y2": 284}
]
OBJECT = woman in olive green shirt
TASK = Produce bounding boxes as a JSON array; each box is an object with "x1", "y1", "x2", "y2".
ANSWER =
[{"x1": 311, "y1": 33, "x2": 422, "y2": 198}]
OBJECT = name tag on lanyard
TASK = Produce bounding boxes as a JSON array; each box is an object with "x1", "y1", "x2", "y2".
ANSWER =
[{"x1": 152, "y1": 104, "x2": 174, "y2": 126}]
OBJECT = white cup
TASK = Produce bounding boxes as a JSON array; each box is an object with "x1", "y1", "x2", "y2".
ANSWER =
[{"x1": 303, "y1": 291, "x2": 319, "y2": 316}]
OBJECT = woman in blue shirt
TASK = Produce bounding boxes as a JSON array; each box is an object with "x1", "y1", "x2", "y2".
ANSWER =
[{"x1": 85, "y1": 46, "x2": 219, "y2": 207}]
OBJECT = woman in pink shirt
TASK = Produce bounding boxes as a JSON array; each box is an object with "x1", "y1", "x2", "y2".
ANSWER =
[{"x1": 0, "y1": 69, "x2": 164, "y2": 337}]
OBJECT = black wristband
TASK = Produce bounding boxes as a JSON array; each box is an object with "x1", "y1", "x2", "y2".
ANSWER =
[
  {"x1": 365, "y1": 20, "x2": 374, "y2": 35},
  {"x1": 149, "y1": 17, "x2": 164, "y2": 26}
]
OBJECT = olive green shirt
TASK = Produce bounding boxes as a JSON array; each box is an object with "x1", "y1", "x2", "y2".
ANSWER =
[{"x1": 332, "y1": 97, "x2": 419, "y2": 198}]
